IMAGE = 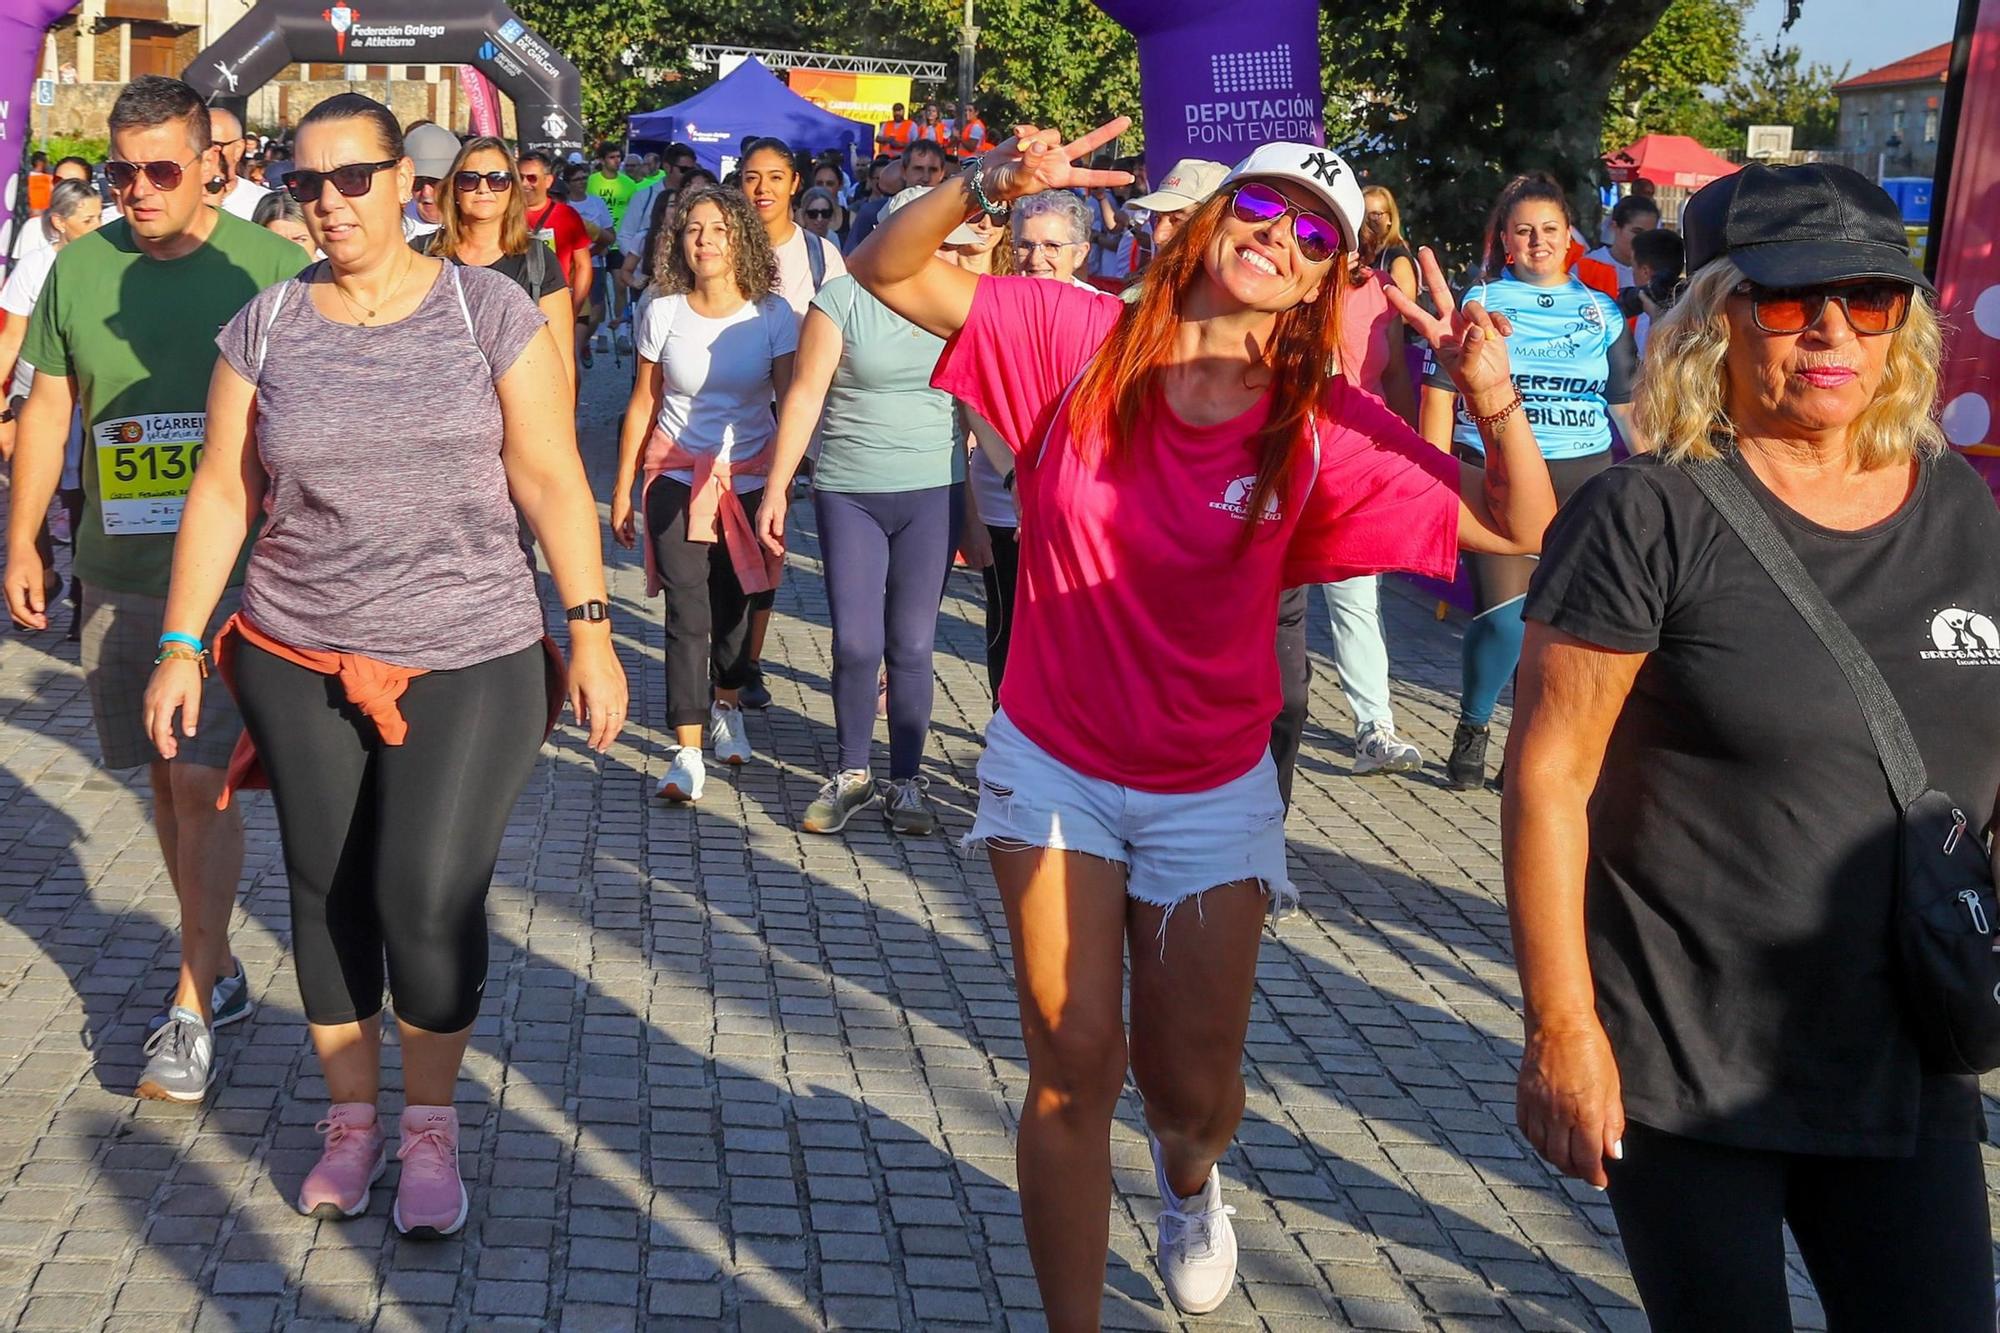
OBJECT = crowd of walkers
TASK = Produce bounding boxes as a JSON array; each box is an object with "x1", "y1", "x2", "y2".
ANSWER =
[{"x1": 2, "y1": 69, "x2": 1992, "y2": 1333}]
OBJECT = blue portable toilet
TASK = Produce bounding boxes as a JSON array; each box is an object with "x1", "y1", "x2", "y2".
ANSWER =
[{"x1": 1879, "y1": 176, "x2": 1933, "y2": 224}]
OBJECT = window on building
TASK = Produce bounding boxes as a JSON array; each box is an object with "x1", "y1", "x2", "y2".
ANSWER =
[
  {"x1": 1892, "y1": 108, "x2": 1906, "y2": 137},
  {"x1": 1858, "y1": 111, "x2": 1870, "y2": 141},
  {"x1": 1925, "y1": 109, "x2": 1939, "y2": 143}
]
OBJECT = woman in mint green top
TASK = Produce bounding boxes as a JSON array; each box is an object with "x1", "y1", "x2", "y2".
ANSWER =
[{"x1": 759, "y1": 198, "x2": 967, "y2": 839}]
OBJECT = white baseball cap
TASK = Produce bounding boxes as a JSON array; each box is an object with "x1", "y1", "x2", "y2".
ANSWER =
[
  {"x1": 1220, "y1": 143, "x2": 1365, "y2": 252},
  {"x1": 1129, "y1": 158, "x2": 1228, "y2": 213},
  {"x1": 883, "y1": 186, "x2": 987, "y2": 245},
  {"x1": 404, "y1": 123, "x2": 462, "y2": 180}
]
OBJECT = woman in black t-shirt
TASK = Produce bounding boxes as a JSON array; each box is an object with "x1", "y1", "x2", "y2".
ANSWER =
[
  {"x1": 428, "y1": 136, "x2": 574, "y2": 391},
  {"x1": 1506, "y1": 164, "x2": 1995, "y2": 1330}
]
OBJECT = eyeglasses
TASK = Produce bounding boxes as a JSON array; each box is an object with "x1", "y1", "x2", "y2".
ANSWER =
[
  {"x1": 104, "y1": 154, "x2": 203, "y2": 192},
  {"x1": 1736, "y1": 280, "x2": 1913, "y2": 336},
  {"x1": 804, "y1": 208, "x2": 832, "y2": 220},
  {"x1": 282, "y1": 159, "x2": 400, "y2": 204},
  {"x1": 1229, "y1": 181, "x2": 1341, "y2": 266},
  {"x1": 412, "y1": 176, "x2": 440, "y2": 194},
  {"x1": 1017, "y1": 240, "x2": 1083, "y2": 258},
  {"x1": 454, "y1": 170, "x2": 514, "y2": 194}
]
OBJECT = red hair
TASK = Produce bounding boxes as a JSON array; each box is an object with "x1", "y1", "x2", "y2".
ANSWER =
[{"x1": 1069, "y1": 189, "x2": 1344, "y2": 529}]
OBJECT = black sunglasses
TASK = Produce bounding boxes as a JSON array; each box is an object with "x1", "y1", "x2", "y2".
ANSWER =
[
  {"x1": 105, "y1": 154, "x2": 202, "y2": 192},
  {"x1": 804, "y1": 208, "x2": 833, "y2": 219},
  {"x1": 282, "y1": 159, "x2": 400, "y2": 204},
  {"x1": 454, "y1": 170, "x2": 514, "y2": 194}
]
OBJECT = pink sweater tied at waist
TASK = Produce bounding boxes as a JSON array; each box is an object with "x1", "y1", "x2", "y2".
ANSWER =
[{"x1": 640, "y1": 424, "x2": 784, "y2": 598}]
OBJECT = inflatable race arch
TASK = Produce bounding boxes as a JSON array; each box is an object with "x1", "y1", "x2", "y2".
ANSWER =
[{"x1": 182, "y1": 0, "x2": 583, "y2": 160}]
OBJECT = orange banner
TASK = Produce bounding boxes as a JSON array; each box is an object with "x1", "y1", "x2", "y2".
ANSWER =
[{"x1": 788, "y1": 70, "x2": 913, "y2": 132}]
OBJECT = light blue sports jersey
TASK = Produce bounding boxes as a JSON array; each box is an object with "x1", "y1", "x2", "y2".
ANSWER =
[{"x1": 1424, "y1": 269, "x2": 1631, "y2": 459}]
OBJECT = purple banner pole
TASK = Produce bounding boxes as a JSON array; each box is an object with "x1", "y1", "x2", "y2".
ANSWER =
[
  {"x1": 1092, "y1": 0, "x2": 1323, "y2": 183},
  {"x1": 0, "y1": 0, "x2": 78, "y2": 252}
]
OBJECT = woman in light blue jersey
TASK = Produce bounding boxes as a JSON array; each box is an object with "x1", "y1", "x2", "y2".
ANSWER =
[{"x1": 1419, "y1": 172, "x2": 1638, "y2": 789}]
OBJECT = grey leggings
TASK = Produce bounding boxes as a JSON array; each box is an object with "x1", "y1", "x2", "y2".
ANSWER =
[{"x1": 813, "y1": 484, "x2": 963, "y2": 778}]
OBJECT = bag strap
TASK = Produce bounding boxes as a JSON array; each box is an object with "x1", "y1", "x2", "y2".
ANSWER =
[
  {"x1": 805, "y1": 230, "x2": 827, "y2": 292},
  {"x1": 1686, "y1": 454, "x2": 1928, "y2": 806},
  {"x1": 525, "y1": 239, "x2": 546, "y2": 294}
]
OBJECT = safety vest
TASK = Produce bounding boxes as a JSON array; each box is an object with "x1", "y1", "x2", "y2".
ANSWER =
[
  {"x1": 956, "y1": 119, "x2": 989, "y2": 158},
  {"x1": 879, "y1": 119, "x2": 913, "y2": 151},
  {"x1": 913, "y1": 122, "x2": 951, "y2": 148}
]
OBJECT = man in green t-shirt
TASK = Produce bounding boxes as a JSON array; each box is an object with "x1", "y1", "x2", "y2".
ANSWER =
[
  {"x1": 586, "y1": 142, "x2": 640, "y2": 232},
  {"x1": 3, "y1": 76, "x2": 305, "y2": 1105}
]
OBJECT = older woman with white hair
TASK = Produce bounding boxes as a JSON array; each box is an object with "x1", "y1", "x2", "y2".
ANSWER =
[
  {"x1": 1505, "y1": 163, "x2": 1996, "y2": 1330},
  {"x1": 1011, "y1": 188, "x2": 1094, "y2": 287}
]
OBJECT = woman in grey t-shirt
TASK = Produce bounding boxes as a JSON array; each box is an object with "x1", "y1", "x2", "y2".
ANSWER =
[{"x1": 143, "y1": 93, "x2": 625, "y2": 1240}]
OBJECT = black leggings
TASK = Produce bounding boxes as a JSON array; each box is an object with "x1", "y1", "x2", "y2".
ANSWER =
[
  {"x1": 980, "y1": 522, "x2": 1019, "y2": 701},
  {"x1": 1606, "y1": 1121, "x2": 1993, "y2": 1332},
  {"x1": 1458, "y1": 446, "x2": 1611, "y2": 611},
  {"x1": 232, "y1": 639, "x2": 549, "y2": 1032},
  {"x1": 648, "y1": 477, "x2": 761, "y2": 728}
]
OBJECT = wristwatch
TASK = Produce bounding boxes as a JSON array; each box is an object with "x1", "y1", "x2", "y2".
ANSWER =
[{"x1": 565, "y1": 600, "x2": 611, "y2": 623}]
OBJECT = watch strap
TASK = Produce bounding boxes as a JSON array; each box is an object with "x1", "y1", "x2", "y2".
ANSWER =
[{"x1": 565, "y1": 600, "x2": 611, "y2": 623}]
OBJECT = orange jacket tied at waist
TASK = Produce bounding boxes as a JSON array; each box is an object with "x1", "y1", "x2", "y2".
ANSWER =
[{"x1": 639, "y1": 423, "x2": 784, "y2": 599}]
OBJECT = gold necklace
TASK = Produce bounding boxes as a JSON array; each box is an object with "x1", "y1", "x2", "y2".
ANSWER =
[{"x1": 330, "y1": 251, "x2": 414, "y2": 326}]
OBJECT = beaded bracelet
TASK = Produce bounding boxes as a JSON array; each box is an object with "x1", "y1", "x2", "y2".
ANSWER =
[
  {"x1": 1468, "y1": 388, "x2": 1526, "y2": 431},
  {"x1": 153, "y1": 645, "x2": 210, "y2": 678},
  {"x1": 963, "y1": 157, "x2": 1009, "y2": 222}
]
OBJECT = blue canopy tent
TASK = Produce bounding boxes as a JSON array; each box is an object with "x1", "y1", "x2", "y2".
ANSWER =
[{"x1": 628, "y1": 59, "x2": 871, "y2": 175}]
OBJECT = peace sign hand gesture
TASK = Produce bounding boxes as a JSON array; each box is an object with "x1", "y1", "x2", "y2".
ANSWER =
[
  {"x1": 1386, "y1": 246, "x2": 1518, "y2": 410},
  {"x1": 979, "y1": 118, "x2": 1135, "y2": 204}
]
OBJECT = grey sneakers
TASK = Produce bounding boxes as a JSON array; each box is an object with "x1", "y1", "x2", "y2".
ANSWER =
[
  {"x1": 883, "y1": 777, "x2": 935, "y2": 836},
  {"x1": 1150, "y1": 1133, "x2": 1240, "y2": 1315},
  {"x1": 136, "y1": 1006, "x2": 216, "y2": 1103},
  {"x1": 147, "y1": 957, "x2": 251, "y2": 1035},
  {"x1": 803, "y1": 769, "x2": 878, "y2": 834}
]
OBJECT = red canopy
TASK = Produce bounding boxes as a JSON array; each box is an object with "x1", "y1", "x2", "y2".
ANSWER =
[{"x1": 1605, "y1": 134, "x2": 1740, "y2": 189}]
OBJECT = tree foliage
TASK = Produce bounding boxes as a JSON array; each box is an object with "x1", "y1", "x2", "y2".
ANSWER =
[
  {"x1": 1325, "y1": 0, "x2": 1680, "y2": 262},
  {"x1": 1603, "y1": 0, "x2": 1745, "y2": 152},
  {"x1": 1722, "y1": 45, "x2": 1845, "y2": 149}
]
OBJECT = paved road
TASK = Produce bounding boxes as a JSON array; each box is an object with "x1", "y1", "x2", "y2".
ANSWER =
[{"x1": 0, "y1": 355, "x2": 1983, "y2": 1332}]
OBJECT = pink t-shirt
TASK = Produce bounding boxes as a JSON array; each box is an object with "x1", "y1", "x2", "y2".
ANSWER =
[
  {"x1": 1338, "y1": 271, "x2": 1395, "y2": 398},
  {"x1": 933, "y1": 277, "x2": 1462, "y2": 793}
]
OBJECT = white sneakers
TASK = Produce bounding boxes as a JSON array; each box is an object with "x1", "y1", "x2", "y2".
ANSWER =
[
  {"x1": 1150, "y1": 1133, "x2": 1239, "y2": 1315},
  {"x1": 709, "y1": 702, "x2": 752, "y2": 765},
  {"x1": 657, "y1": 703, "x2": 753, "y2": 803},
  {"x1": 657, "y1": 746, "x2": 706, "y2": 802},
  {"x1": 1354, "y1": 721, "x2": 1424, "y2": 775}
]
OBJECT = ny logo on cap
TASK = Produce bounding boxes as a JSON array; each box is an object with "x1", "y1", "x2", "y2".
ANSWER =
[{"x1": 1301, "y1": 151, "x2": 1344, "y2": 186}]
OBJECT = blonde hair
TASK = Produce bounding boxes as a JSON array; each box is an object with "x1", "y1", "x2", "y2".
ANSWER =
[
  {"x1": 1635, "y1": 259, "x2": 1945, "y2": 467},
  {"x1": 428, "y1": 136, "x2": 529, "y2": 261},
  {"x1": 1360, "y1": 185, "x2": 1407, "y2": 264}
]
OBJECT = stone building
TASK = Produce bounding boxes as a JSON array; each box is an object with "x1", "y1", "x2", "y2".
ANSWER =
[{"x1": 1833, "y1": 43, "x2": 1952, "y2": 178}]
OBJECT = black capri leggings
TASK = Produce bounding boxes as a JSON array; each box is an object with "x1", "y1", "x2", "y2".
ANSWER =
[
  {"x1": 1606, "y1": 1121, "x2": 1992, "y2": 1332},
  {"x1": 232, "y1": 639, "x2": 550, "y2": 1032},
  {"x1": 1455, "y1": 445, "x2": 1610, "y2": 610}
]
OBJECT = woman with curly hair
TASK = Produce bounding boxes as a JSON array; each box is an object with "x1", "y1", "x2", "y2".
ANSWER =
[{"x1": 610, "y1": 185, "x2": 796, "y2": 802}]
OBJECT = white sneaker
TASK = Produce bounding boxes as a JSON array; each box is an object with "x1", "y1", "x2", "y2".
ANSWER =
[
  {"x1": 1149, "y1": 1133, "x2": 1239, "y2": 1315},
  {"x1": 709, "y1": 702, "x2": 752, "y2": 765},
  {"x1": 1353, "y1": 721, "x2": 1423, "y2": 775},
  {"x1": 614, "y1": 323, "x2": 634, "y2": 354},
  {"x1": 657, "y1": 745, "x2": 706, "y2": 802},
  {"x1": 594, "y1": 329, "x2": 611, "y2": 352}
]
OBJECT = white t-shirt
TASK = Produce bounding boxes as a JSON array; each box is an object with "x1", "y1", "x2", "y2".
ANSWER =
[
  {"x1": 1585, "y1": 245, "x2": 1634, "y2": 290},
  {"x1": 402, "y1": 206, "x2": 441, "y2": 245},
  {"x1": 571, "y1": 193, "x2": 613, "y2": 261},
  {"x1": 638, "y1": 292, "x2": 799, "y2": 493},
  {"x1": 772, "y1": 224, "x2": 848, "y2": 318},
  {"x1": 221, "y1": 176, "x2": 269, "y2": 220},
  {"x1": 618, "y1": 180, "x2": 667, "y2": 257}
]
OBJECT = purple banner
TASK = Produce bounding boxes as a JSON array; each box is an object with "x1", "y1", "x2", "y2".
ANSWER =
[
  {"x1": 1094, "y1": 0, "x2": 1323, "y2": 184},
  {"x1": 0, "y1": 0, "x2": 77, "y2": 241}
]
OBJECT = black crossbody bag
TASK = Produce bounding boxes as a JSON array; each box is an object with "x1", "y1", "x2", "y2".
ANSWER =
[{"x1": 1689, "y1": 456, "x2": 2000, "y2": 1074}]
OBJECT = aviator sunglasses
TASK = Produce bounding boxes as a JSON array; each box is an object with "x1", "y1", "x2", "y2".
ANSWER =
[
  {"x1": 1735, "y1": 281, "x2": 1913, "y2": 336},
  {"x1": 454, "y1": 170, "x2": 515, "y2": 194},
  {"x1": 1229, "y1": 181, "x2": 1341, "y2": 266},
  {"x1": 281, "y1": 159, "x2": 400, "y2": 204},
  {"x1": 105, "y1": 154, "x2": 203, "y2": 192}
]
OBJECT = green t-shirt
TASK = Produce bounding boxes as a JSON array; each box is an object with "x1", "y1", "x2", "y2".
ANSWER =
[
  {"x1": 588, "y1": 170, "x2": 641, "y2": 229},
  {"x1": 22, "y1": 211, "x2": 307, "y2": 596},
  {"x1": 807, "y1": 276, "x2": 962, "y2": 494}
]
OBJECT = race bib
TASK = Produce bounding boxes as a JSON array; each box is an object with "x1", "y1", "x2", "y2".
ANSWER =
[
  {"x1": 532, "y1": 227, "x2": 557, "y2": 247},
  {"x1": 93, "y1": 412, "x2": 205, "y2": 535}
]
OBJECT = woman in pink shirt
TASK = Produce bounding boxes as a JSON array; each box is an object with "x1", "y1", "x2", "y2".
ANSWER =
[{"x1": 849, "y1": 123, "x2": 1556, "y2": 1327}]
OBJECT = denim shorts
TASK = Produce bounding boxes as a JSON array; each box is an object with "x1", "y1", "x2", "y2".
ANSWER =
[{"x1": 966, "y1": 709, "x2": 1295, "y2": 919}]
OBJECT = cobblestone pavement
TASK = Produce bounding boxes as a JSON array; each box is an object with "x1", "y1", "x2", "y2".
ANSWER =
[{"x1": 1, "y1": 356, "x2": 1991, "y2": 1333}]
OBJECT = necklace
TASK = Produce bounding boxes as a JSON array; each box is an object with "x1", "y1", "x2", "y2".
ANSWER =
[{"x1": 329, "y1": 251, "x2": 415, "y2": 326}]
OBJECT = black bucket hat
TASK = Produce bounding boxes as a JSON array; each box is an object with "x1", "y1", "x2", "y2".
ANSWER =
[{"x1": 1681, "y1": 161, "x2": 1934, "y2": 294}]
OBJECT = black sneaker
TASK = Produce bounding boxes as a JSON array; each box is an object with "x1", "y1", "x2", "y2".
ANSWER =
[
  {"x1": 1447, "y1": 722, "x2": 1490, "y2": 790},
  {"x1": 738, "y1": 665, "x2": 772, "y2": 710}
]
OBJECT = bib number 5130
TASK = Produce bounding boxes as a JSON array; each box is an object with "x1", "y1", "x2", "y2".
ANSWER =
[{"x1": 110, "y1": 441, "x2": 203, "y2": 484}]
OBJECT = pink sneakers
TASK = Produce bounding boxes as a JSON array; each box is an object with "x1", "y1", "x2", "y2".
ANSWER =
[
  {"x1": 393, "y1": 1105, "x2": 469, "y2": 1239},
  {"x1": 296, "y1": 1103, "x2": 387, "y2": 1219}
]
